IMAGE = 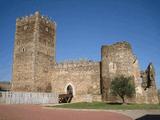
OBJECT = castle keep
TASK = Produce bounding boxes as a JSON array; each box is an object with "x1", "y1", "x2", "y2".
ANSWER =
[
  {"x1": 12, "y1": 12, "x2": 56, "y2": 92},
  {"x1": 11, "y1": 12, "x2": 159, "y2": 103}
]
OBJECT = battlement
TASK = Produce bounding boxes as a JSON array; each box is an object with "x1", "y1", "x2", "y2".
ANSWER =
[
  {"x1": 51, "y1": 60, "x2": 100, "y2": 72},
  {"x1": 102, "y1": 41, "x2": 132, "y2": 50},
  {"x1": 16, "y1": 11, "x2": 56, "y2": 27},
  {"x1": 101, "y1": 41, "x2": 136, "y2": 61},
  {"x1": 54, "y1": 60, "x2": 99, "y2": 68}
]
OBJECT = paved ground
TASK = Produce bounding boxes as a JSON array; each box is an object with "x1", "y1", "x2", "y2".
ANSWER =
[
  {"x1": 45, "y1": 107, "x2": 160, "y2": 120},
  {"x1": 44, "y1": 104, "x2": 160, "y2": 120},
  {"x1": 0, "y1": 104, "x2": 132, "y2": 120}
]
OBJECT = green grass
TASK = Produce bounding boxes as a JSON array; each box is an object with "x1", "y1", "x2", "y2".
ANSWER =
[{"x1": 51, "y1": 102, "x2": 160, "y2": 110}]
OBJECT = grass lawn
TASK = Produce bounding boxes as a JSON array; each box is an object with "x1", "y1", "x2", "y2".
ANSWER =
[{"x1": 51, "y1": 102, "x2": 160, "y2": 110}]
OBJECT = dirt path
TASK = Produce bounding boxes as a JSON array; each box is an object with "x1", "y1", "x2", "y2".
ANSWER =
[{"x1": 0, "y1": 104, "x2": 132, "y2": 120}]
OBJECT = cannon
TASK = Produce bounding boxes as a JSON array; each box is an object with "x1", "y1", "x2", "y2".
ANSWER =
[{"x1": 58, "y1": 94, "x2": 73, "y2": 103}]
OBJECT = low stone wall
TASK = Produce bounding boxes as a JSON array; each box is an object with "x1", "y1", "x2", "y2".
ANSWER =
[{"x1": 0, "y1": 92, "x2": 58, "y2": 104}]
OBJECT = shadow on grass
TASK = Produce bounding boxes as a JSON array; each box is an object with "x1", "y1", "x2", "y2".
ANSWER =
[
  {"x1": 106, "y1": 102, "x2": 133, "y2": 105},
  {"x1": 106, "y1": 102, "x2": 122, "y2": 105}
]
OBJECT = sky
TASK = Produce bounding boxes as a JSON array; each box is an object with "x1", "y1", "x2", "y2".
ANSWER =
[{"x1": 0, "y1": 0, "x2": 160, "y2": 87}]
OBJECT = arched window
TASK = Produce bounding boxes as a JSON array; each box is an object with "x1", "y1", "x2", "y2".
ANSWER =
[{"x1": 22, "y1": 47, "x2": 25, "y2": 52}]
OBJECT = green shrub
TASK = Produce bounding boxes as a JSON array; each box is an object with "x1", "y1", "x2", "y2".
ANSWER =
[{"x1": 110, "y1": 75, "x2": 135, "y2": 104}]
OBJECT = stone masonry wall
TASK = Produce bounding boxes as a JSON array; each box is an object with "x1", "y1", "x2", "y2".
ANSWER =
[
  {"x1": 11, "y1": 12, "x2": 158, "y2": 104},
  {"x1": 50, "y1": 61, "x2": 101, "y2": 102},
  {"x1": 12, "y1": 12, "x2": 56, "y2": 92},
  {"x1": 101, "y1": 41, "x2": 143, "y2": 103},
  {"x1": 12, "y1": 14, "x2": 36, "y2": 91},
  {"x1": 34, "y1": 12, "x2": 56, "y2": 92},
  {"x1": 139, "y1": 63, "x2": 159, "y2": 104},
  {"x1": 101, "y1": 41, "x2": 159, "y2": 104}
]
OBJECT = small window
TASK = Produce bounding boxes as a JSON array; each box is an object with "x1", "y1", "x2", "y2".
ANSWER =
[
  {"x1": 24, "y1": 25, "x2": 28, "y2": 30},
  {"x1": 22, "y1": 48, "x2": 25, "y2": 52},
  {"x1": 45, "y1": 27, "x2": 49, "y2": 32}
]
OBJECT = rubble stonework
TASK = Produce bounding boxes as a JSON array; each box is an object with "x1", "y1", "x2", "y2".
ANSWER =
[
  {"x1": 50, "y1": 61, "x2": 101, "y2": 102},
  {"x1": 12, "y1": 11, "x2": 56, "y2": 92},
  {"x1": 11, "y1": 12, "x2": 159, "y2": 103},
  {"x1": 101, "y1": 42, "x2": 137, "y2": 101},
  {"x1": 140, "y1": 63, "x2": 159, "y2": 103},
  {"x1": 101, "y1": 42, "x2": 159, "y2": 103}
]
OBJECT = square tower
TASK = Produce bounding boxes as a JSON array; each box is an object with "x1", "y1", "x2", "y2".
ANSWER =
[{"x1": 11, "y1": 12, "x2": 56, "y2": 92}]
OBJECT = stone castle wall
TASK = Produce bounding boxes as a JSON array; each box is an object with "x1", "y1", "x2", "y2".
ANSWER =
[
  {"x1": 12, "y1": 12, "x2": 56, "y2": 92},
  {"x1": 11, "y1": 14, "x2": 36, "y2": 91},
  {"x1": 139, "y1": 64, "x2": 159, "y2": 104},
  {"x1": 33, "y1": 12, "x2": 56, "y2": 92},
  {"x1": 101, "y1": 41, "x2": 138, "y2": 101},
  {"x1": 50, "y1": 61, "x2": 101, "y2": 102},
  {"x1": 11, "y1": 12, "x2": 159, "y2": 104},
  {"x1": 101, "y1": 41, "x2": 159, "y2": 104}
]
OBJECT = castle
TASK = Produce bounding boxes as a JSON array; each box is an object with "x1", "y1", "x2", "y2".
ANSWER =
[{"x1": 11, "y1": 12, "x2": 159, "y2": 103}]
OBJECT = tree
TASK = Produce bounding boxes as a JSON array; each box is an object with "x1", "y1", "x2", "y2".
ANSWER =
[
  {"x1": 158, "y1": 89, "x2": 160, "y2": 96},
  {"x1": 110, "y1": 75, "x2": 135, "y2": 104},
  {"x1": 158, "y1": 89, "x2": 160, "y2": 101}
]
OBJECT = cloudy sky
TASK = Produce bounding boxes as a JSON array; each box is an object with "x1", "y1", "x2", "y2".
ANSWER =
[{"x1": 0, "y1": 0, "x2": 160, "y2": 87}]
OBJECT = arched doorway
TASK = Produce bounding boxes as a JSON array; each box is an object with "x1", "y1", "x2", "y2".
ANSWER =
[
  {"x1": 64, "y1": 83, "x2": 75, "y2": 96},
  {"x1": 67, "y1": 85, "x2": 73, "y2": 95},
  {"x1": 59, "y1": 84, "x2": 75, "y2": 103}
]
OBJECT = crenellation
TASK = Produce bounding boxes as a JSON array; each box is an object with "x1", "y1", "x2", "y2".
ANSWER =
[
  {"x1": 16, "y1": 15, "x2": 35, "y2": 24},
  {"x1": 39, "y1": 15, "x2": 56, "y2": 28},
  {"x1": 54, "y1": 61, "x2": 99, "y2": 68},
  {"x1": 51, "y1": 61, "x2": 100, "y2": 74},
  {"x1": 16, "y1": 12, "x2": 56, "y2": 30}
]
